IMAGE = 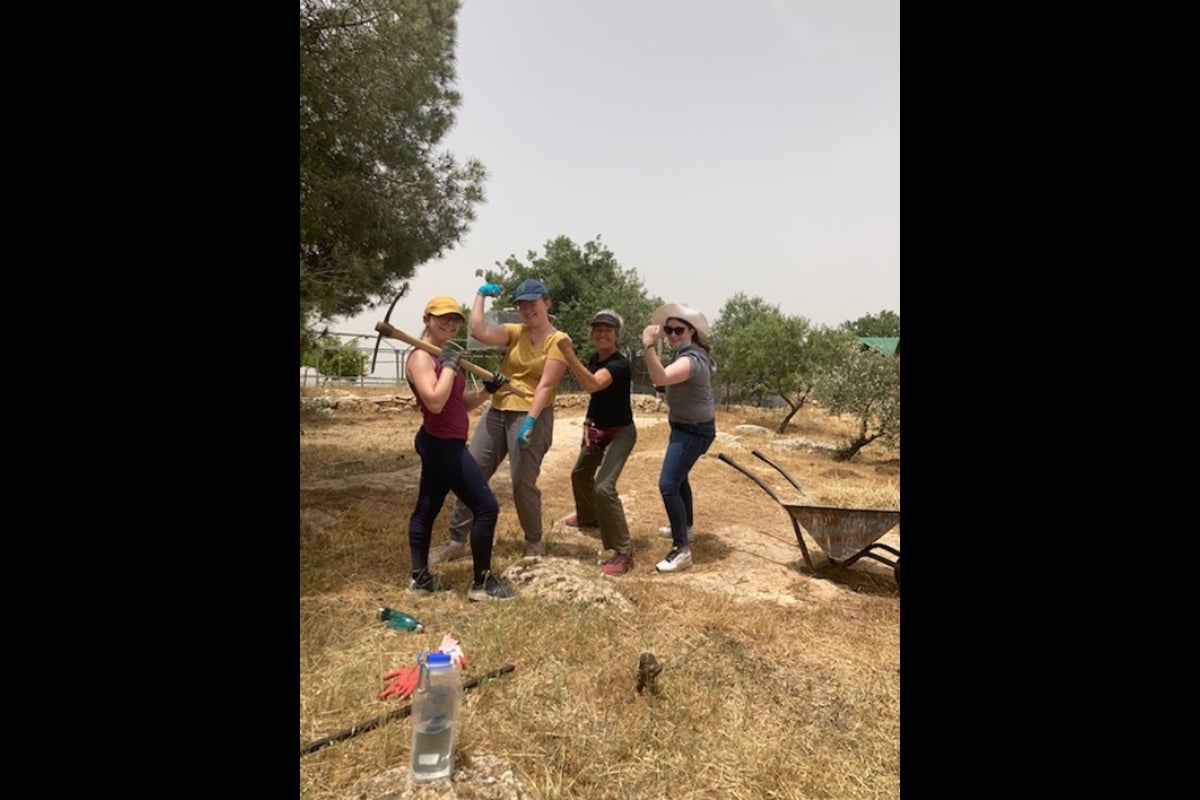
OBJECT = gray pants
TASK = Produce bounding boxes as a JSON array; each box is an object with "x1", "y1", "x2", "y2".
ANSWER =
[
  {"x1": 570, "y1": 424, "x2": 637, "y2": 555},
  {"x1": 448, "y1": 406, "x2": 555, "y2": 545}
]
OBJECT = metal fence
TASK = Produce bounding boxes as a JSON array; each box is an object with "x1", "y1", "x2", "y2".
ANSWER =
[{"x1": 299, "y1": 336, "x2": 408, "y2": 389}]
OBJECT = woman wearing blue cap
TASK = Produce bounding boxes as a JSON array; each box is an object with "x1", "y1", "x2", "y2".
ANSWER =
[{"x1": 430, "y1": 278, "x2": 570, "y2": 564}]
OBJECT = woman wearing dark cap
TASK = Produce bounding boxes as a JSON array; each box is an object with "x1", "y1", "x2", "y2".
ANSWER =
[
  {"x1": 557, "y1": 309, "x2": 638, "y2": 576},
  {"x1": 429, "y1": 278, "x2": 570, "y2": 564},
  {"x1": 642, "y1": 303, "x2": 718, "y2": 573}
]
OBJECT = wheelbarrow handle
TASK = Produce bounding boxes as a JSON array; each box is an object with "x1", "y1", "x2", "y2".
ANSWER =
[{"x1": 717, "y1": 453, "x2": 785, "y2": 504}]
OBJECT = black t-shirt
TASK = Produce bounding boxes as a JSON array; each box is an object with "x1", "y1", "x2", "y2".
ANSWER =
[{"x1": 586, "y1": 350, "x2": 634, "y2": 428}]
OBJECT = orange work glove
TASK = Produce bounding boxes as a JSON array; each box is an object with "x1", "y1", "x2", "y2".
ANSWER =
[{"x1": 378, "y1": 663, "x2": 421, "y2": 701}]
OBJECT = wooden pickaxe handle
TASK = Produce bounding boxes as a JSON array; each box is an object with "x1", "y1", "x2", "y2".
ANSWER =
[{"x1": 375, "y1": 323, "x2": 532, "y2": 399}]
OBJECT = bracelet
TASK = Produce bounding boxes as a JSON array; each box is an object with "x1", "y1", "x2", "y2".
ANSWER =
[{"x1": 644, "y1": 343, "x2": 654, "y2": 349}]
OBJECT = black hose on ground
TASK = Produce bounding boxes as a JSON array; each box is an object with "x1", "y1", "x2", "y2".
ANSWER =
[{"x1": 300, "y1": 663, "x2": 516, "y2": 757}]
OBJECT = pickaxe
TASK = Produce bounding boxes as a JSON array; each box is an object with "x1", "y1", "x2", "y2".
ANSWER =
[
  {"x1": 370, "y1": 283, "x2": 410, "y2": 375},
  {"x1": 369, "y1": 286, "x2": 529, "y2": 398},
  {"x1": 374, "y1": 322, "x2": 531, "y2": 399}
]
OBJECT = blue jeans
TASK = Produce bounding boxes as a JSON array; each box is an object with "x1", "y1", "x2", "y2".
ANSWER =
[{"x1": 658, "y1": 420, "x2": 716, "y2": 549}]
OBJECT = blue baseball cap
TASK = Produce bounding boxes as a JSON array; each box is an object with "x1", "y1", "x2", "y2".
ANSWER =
[{"x1": 514, "y1": 278, "x2": 548, "y2": 301}]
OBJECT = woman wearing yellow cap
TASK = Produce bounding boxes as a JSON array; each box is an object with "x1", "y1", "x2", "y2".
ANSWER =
[{"x1": 398, "y1": 295, "x2": 515, "y2": 601}]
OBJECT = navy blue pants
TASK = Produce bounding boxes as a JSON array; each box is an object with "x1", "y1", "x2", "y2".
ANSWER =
[{"x1": 409, "y1": 427, "x2": 500, "y2": 584}]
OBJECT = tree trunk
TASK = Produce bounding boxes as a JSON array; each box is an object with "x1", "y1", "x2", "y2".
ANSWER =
[
  {"x1": 835, "y1": 432, "x2": 880, "y2": 461},
  {"x1": 775, "y1": 391, "x2": 808, "y2": 434},
  {"x1": 777, "y1": 405, "x2": 799, "y2": 434}
]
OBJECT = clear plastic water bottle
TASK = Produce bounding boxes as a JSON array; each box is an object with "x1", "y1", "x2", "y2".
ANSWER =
[
  {"x1": 409, "y1": 651, "x2": 462, "y2": 782},
  {"x1": 377, "y1": 607, "x2": 423, "y2": 632}
]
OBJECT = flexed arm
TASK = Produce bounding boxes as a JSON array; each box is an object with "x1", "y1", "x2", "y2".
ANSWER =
[
  {"x1": 469, "y1": 283, "x2": 509, "y2": 347},
  {"x1": 556, "y1": 335, "x2": 613, "y2": 394}
]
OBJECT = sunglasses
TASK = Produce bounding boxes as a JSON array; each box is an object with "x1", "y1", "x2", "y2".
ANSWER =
[{"x1": 662, "y1": 325, "x2": 689, "y2": 336}]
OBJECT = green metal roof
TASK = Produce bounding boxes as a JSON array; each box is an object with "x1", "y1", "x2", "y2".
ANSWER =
[{"x1": 858, "y1": 337, "x2": 900, "y2": 356}]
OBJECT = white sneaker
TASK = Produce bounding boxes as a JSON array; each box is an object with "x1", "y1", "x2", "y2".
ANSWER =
[
  {"x1": 657, "y1": 525, "x2": 695, "y2": 542},
  {"x1": 428, "y1": 539, "x2": 468, "y2": 565},
  {"x1": 655, "y1": 548, "x2": 693, "y2": 573}
]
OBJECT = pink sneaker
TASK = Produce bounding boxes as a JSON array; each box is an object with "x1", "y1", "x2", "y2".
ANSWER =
[
  {"x1": 564, "y1": 514, "x2": 598, "y2": 529},
  {"x1": 601, "y1": 553, "x2": 634, "y2": 577}
]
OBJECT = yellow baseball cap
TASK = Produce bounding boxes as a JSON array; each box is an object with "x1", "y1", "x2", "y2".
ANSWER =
[{"x1": 424, "y1": 296, "x2": 464, "y2": 318}]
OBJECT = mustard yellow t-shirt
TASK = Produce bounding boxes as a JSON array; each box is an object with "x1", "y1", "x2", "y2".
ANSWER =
[{"x1": 490, "y1": 323, "x2": 569, "y2": 412}]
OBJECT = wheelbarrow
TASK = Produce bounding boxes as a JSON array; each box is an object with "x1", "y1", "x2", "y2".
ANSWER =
[{"x1": 717, "y1": 450, "x2": 900, "y2": 585}]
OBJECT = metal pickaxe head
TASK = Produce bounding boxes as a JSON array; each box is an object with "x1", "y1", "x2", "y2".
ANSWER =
[{"x1": 370, "y1": 282, "x2": 409, "y2": 374}]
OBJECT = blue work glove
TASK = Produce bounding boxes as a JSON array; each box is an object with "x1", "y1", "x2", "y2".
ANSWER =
[
  {"x1": 517, "y1": 414, "x2": 537, "y2": 449},
  {"x1": 477, "y1": 283, "x2": 501, "y2": 297}
]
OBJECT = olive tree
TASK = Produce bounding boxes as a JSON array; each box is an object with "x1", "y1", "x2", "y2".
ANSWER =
[
  {"x1": 712, "y1": 293, "x2": 853, "y2": 432},
  {"x1": 842, "y1": 309, "x2": 900, "y2": 337},
  {"x1": 301, "y1": 334, "x2": 369, "y2": 380},
  {"x1": 815, "y1": 341, "x2": 900, "y2": 461}
]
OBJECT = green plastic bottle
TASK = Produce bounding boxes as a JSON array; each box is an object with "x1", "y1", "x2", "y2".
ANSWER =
[{"x1": 377, "y1": 607, "x2": 423, "y2": 632}]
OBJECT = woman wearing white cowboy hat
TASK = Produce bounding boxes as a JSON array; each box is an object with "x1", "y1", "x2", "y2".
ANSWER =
[{"x1": 642, "y1": 302, "x2": 718, "y2": 573}]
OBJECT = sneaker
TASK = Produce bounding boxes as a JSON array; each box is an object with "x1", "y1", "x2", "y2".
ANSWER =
[
  {"x1": 655, "y1": 548, "x2": 693, "y2": 573},
  {"x1": 468, "y1": 572, "x2": 517, "y2": 602},
  {"x1": 428, "y1": 539, "x2": 468, "y2": 565},
  {"x1": 408, "y1": 570, "x2": 453, "y2": 594},
  {"x1": 523, "y1": 541, "x2": 545, "y2": 562},
  {"x1": 601, "y1": 553, "x2": 634, "y2": 577},
  {"x1": 564, "y1": 514, "x2": 598, "y2": 529},
  {"x1": 657, "y1": 525, "x2": 695, "y2": 543}
]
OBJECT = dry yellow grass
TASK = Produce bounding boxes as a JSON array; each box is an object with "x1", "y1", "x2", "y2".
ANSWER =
[{"x1": 300, "y1": 387, "x2": 899, "y2": 799}]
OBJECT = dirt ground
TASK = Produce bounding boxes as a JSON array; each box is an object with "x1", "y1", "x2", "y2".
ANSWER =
[
  {"x1": 300, "y1": 387, "x2": 900, "y2": 798},
  {"x1": 300, "y1": 388, "x2": 900, "y2": 603}
]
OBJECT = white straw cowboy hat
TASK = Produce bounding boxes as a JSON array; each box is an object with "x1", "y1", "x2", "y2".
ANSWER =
[{"x1": 650, "y1": 303, "x2": 711, "y2": 347}]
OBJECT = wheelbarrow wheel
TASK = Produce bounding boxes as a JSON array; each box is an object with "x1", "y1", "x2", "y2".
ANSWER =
[{"x1": 893, "y1": 559, "x2": 900, "y2": 586}]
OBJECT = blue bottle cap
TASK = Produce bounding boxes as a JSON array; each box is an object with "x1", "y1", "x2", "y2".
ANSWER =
[{"x1": 426, "y1": 652, "x2": 452, "y2": 666}]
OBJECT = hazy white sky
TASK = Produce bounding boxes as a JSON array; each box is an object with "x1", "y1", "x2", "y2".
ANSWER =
[{"x1": 332, "y1": 0, "x2": 898, "y2": 339}]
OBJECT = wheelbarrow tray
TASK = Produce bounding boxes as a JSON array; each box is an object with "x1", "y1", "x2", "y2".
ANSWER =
[
  {"x1": 718, "y1": 451, "x2": 900, "y2": 583},
  {"x1": 782, "y1": 503, "x2": 901, "y2": 563}
]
